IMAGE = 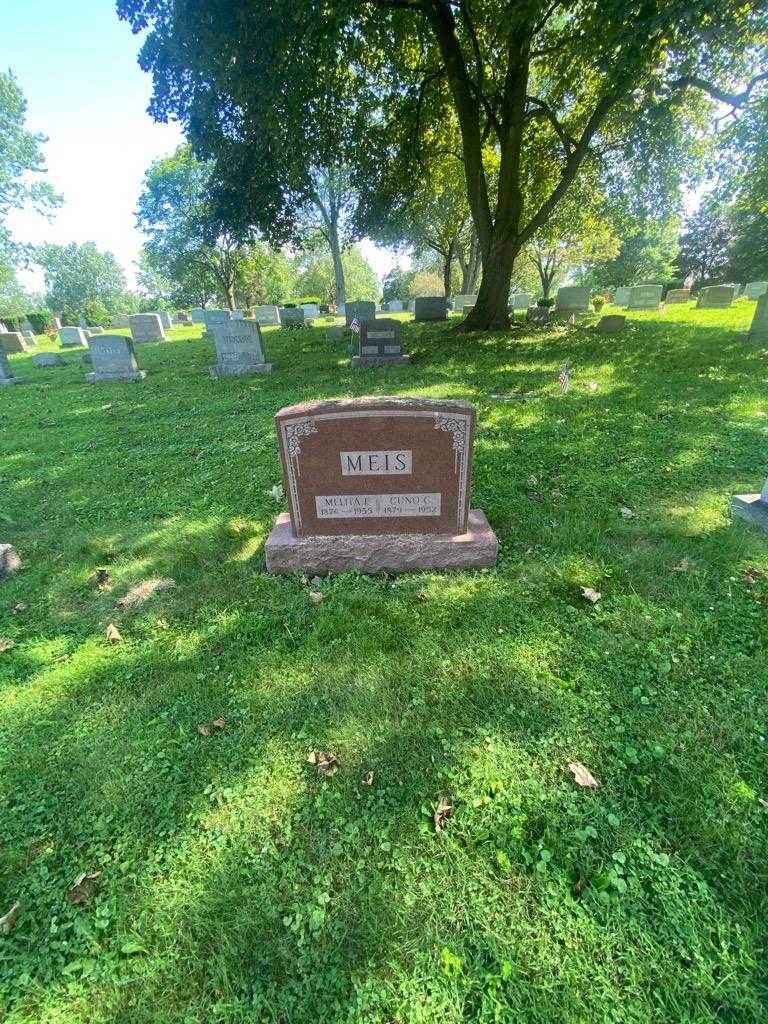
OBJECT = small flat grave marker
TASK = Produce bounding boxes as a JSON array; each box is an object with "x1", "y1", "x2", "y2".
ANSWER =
[
  {"x1": 266, "y1": 396, "x2": 497, "y2": 574},
  {"x1": 209, "y1": 319, "x2": 272, "y2": 376},
  {"x1": 596, "y1": 314, "x2": 626, "y2": 334},
  {"x1": 86, "y1": 334, "x2": 146, "y2": 382},
  {"x1": 353, "y1": 318, "x2": 409, "y2": 368},
  {"x1": 33, "y1": 353, "x2": 66, "y2": 368}
]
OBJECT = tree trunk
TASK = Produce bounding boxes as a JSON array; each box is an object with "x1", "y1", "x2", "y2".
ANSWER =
[
  {"x1": 462, "y1": 235, "x2": 518, "y2": 331},
  {"x1": 327, "y1": 218, "x2": 346, "y2": 306},
  {"x1": 464, "y1": 228, "x2": 481, "y2": 293},
  {"x1": 442, "y1": 240, "x2": 455, "y2": 297}
]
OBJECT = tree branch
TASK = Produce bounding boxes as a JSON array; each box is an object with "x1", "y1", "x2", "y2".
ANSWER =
[
  {"x1": 669, "y1": 72, "x2": 768, "y2": 107},
  {"x1": 525, "y1": 96, "x2": 576, "y2": 154}
]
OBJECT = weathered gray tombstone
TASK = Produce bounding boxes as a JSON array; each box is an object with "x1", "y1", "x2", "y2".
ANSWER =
[
  {"x1": 511, "y1": 292, "x2": 532, "y2": 310},
  {"x1": 33, "y1": 353, "x2": 66, "y2": 368},
  {"x1": 110, "y1": 314, "x2": 130, "y2": 329},
  {"x1": 626, "y1": 284, "x2": 663, "y2": 311},
  {"x1": 280, "y1": 307, "x2": 306, "y2": 329},
  {"x1": 387, "y1": 299, "x2": 403, "y2": 313},
  {"x1": 346, "y1": 301, "x2": 376, "y2": 327},
  {"x1": 202, "y1": 309, "x2": 231, "y2": 332},
  {"x1": 613, "y1": 286, "x2": 631, "y2": 307},
  {"x1": 407, "y1": 300, "x2": 416, "y2": 313},
  {"x1": 86, "y1": 334, "x2": 146, "y2": 382},
  {"x1": 230, "y1": 309, "x2": 244, "y2": 320},
  {"x1": 300, "y1": 303, "x2": 320, "y2": 318},
  {"x1": 190, "y1": 307, "x2": 206, "y2": 323},
  {"x1": 731, "y1": 477, "x2": 768, "y2": 532},
  {"x1": 452, "y1": 294, "x2": 477, "y2": 313},
  {"x1": 555, "y1": 286, "x2": 590, "y2": 312},
  {"x1": 0, "y1": 350, "x2": 18, "y2": 385},
  {"x1": 0, "y1": 331, "x2": 31, "y2": 354},
  {"x1": 325, "y1": 325, "x2": 345, "y2": 341},
  {"x1": 129, "y1": 313, "x2": 166, "y2": 342},
  {"x1": 745, "y1": 281, "x2": 768, "y2": 300},
  {"x1": 665, "y1": 288, "x2": 691, "y2": 304},
  {"x1": 596, "y1": 314, "x2": 627, "y2": 334},
  {"x1": 337, "y1": 303, "x2": 346, "y2": 316},
  {"x1": 527, "y1": 306, "x2": 550, "y2": 325},
  {"x1": 21, "y1": 330, "x2": 35, "y2": 345},
  {"x1": 352, "y1": 318, "x2": 410, "y2": 368},
  {"x1": 158, "y1": 311, "x2": 172, "y2": 330},
  {"x1": 696, "y1": 285, "x2": 736, "y2": 309},
  {"x1": 748, "y1": 293, "x2": 768, "y2": 342},
  {"x1": 266, "y1": 397, "x2": 498, "y2": 575},
  {"x1": 59, "y1": 326, "x2": 88, "y2": 348},
  {"x1": 86, "y1": 326, "x2": 105, "y2": 336},
  {"x1": 254, "y1": 305, "x2": 282, "y2": 327},
  {"x1": 209, "y1": 318, "x2": 272, "y2": 377},
  {"x1": 414, "y1": 297, "x2": 447, "y2": 322}
]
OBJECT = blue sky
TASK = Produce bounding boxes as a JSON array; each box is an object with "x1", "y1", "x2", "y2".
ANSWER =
[{"x1": 3, "y1": 0, "x2": 395, "y2": 293}]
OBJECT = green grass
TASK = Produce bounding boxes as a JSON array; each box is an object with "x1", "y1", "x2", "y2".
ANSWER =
[{"x1": 1, "y1": 304, "x2": 767, "y2": 1023}]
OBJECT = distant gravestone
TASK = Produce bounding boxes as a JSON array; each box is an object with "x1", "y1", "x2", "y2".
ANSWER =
[
  {"x1": 86, "y1": 334, "x2": 146, "y2": 382},
  {"x1": 265, "y1": 397, "x2": 497, "y2": 575},
  {"x1": 452, "y1": 294, "x2": 477, "y2": 313},
  {"x1": 626, "y1": 284, "x2": 663, "y2": 311},
  {"x1": 387, "y1": 299, "x2": 403, "y2": 313},
  {"x1": 22, "y1": 330, "x2": 35, "y2": 345},
  {"x1": 665, "y1": 288, "x2": 691, "y2": 304},
  {"x1": 696, "y1": 285, "x2": 736, "y2": 309},
  {"x1": 346, "y1": 301, "x2": 376, "y2": 327},
  {"x1": 158, "y1": 311, "x2": 172, "y2": 330},
  {"x1": 203, "y1": 309, "x2": 231, "y2": 332},
  {"x1": 337, "y1": 303, "x2": 346, "y2": 316},
  {"x1": 0, "y1": 331, "x2": 31, "y2": 354},
  {"x1": 254, "y1": 306, "x2": 281, "y2": 327},
  {"x1": 280, "y1": 307, "x2": 306, "y2": 329},
  {"x1": 190, "y1": 307, "x2": 206, "y2": 323},
  {"x1": 596, "y1": 314, "x2": 626, "y2": 334},
  {"x1": 527, "y1": 307, "x2": 550, "y2": 325},
  {"x1": 745, "y1": 281, "x2": 768, "y2": 300},
  {"x1": 86, "y1": 326, "x2": 105, "y2": 336},
  {"x1": 59, "y1": 326, "x2": 87, "y2": 348},
  {"x1": 414, "y1": 297, "x2": 447, "y2": 322},
  {"x1": 555, "y1": 286, "x2": 590, "y2": 312},
  {"x1": 511, "y1": 292, "x2": 532, "y2": 310},
  {"x1": 352, "y1": 318, "x2": 409, "y2": 368},
  {"x1": 174, "y1": 311, "x2": 190, "y2": 323},
  {"x1": 0, "y1": 350, "x2": 18, "y2": 385},
  {"x1": 129, "y1": 313, "x2": 166, "y2": 342},
  {"x1": 110, "y1": 314, "x2": 130, "y2": 329},
  {"x1": 20, "y1": 319, "x2": 34, "y2": 335},
  {"x1": 300, "y1": 303, "x2": 320, "y2": 318},
  {"x1": 748, "y1": 293, "x2": 768, "y2": 342},
  {"x1": 613, "y1": 286, "x2": 631, "y2": 307},
  {"x1": 209, "y1": 318, "x2": 272, "y2": 377},
  {"x1": 33, "y1": 352, "x2": 66, "y2": 368},
  {"x1": 731, "y1": 477, "x2": 768, "y2": 533}
]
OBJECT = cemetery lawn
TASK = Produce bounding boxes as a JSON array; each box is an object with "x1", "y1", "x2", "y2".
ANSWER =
[{"x1": 2, "y1": 305, "x2": 768, "y2": 1024}]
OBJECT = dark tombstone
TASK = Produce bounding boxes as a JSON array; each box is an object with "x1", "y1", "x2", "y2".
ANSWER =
[
  {"x1": 414, "y1": 297, "x2": 447, "y2": 322},
  {"x1": 265, "y1": 397, "x2": 498, "y2": 574},
  {"x1": 345, "y1": 301, "x2": 376, "y2": 327},
  {"x1": 352, "y1": 318, "x2": 409, "y2": 367},
  {"x1": 596, "y1": 315, "x2": 627, "y2": 334}
]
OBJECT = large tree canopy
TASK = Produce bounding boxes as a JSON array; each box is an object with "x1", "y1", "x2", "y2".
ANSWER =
[
  {"x1": 36, "y1": 241, "x2": 126, "y2": 315},
  {"x1": 119, "y1": 0, "x2": 767, "y2": 330}
]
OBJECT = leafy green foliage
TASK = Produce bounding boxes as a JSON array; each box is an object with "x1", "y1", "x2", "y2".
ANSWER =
[
  {"x1": 294, "y1": 241, "x2": 378, "y2": 304},
  {"x1": 677, "y1": 200, "x2": 734, "y2": 286},
  {"x1": 35, "y1": 242, "x2": 126, "y2": 317},
  {"x1": 586, "y1": 219, "x2": 680, "y2": 288},
  {"x1": 1, "y1": 304, "x2": 767, "y2": 1020}
]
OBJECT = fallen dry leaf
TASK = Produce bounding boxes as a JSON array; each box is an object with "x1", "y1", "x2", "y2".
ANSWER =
[
  {"x1": 67, "y1": 871, "x2": 101, "y2": 905},
  {"x1": 417, "y1": 590, "x2": 429, "y2": 602},
  {"x1": 211, "y1": 642, "x2": 224, "y2": 657},
  {"x1": 90, "y1": 568, "x2": 112, "y2": 591},
  {"x1": 0, "y1": 638, "x2": 16, "y2": 653},
  {"x1": 212, "y1": 717, "x2": 226, "y2": 730},
  {"x1": 115, "y1": 578, "x2": 176, "y2": 609},
  {"x1": 619, "y1": 506, "x2": 635, "y2": 519},
  {"x1": 568, "y1": 761, "x2": 600, "y2": 790},
  {"x1": 672, "y1": 558, "x2": 693, "y2": 573},
  {"x1": 101, "y1": 403, "x2": 113, "y2": 412},
  {"x1": 308, "y1": 591, "x2": 324, "y2": 604},
  {"x1": 742, "y1": 567, "x2": 764, "y2": 587},
  {"x1": 587, "y1": 381, "x2": 599, "y2": 392},
  {"x1": 156, "y1": 617, "x2": 169, "y2": 630},
  {"x1": 197, "y1": 723, "x2": 211, "y2": 737},
  {"x1": 361, "y1": 770, "x2": 374, "y2": 786},
  {"x1": 572, "y1": 877, "x2": 587, "y2": 897},
  {"x1": 12, "y1": 601, "x2": 27, "y2": 614},
  {"x1": 0, "y1": 901, "x2": 20, "y2": 935},
  {"x1": 105, "y1": 623, "x2": 123, "y2": 644},
  {"x1": 434, "y1": 796, "x2": 454, "y2": 833},
  {"x1": 580, "y1": 587, "x2": 602, "y2": 604},
  {"x1": 526, "y1": 474, "x2": 538, "y2": 487},
  {"x1": 308, "y1": 751, "x2": 339, "y2": 777}
]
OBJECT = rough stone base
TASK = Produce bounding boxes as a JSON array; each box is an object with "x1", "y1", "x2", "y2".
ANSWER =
[
  {"x1": 730, "y1": 494, "x2": 768, "y2": 532},
  {"x1": 0, "y1": 377, "x2": 18, "y2": 386},
  {"x1": 266, "y1": 509, "x2": 498, "y2": 576},
  {"x1": 86, "y1": 371, "x2": 147, "y2": 383},
  {"x1": 351, "y1": 355, "x2": 410, "y2": 368},
  {"x1": 209, "y1": 362, "x2": 273, "y2": 377}
]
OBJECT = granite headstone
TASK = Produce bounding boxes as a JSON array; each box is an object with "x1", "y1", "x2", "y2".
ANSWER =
[
  {"x1": 346, "y1": 301, "x2": 376, "y2": 327},
  {"x1": 0, "y1": 350, "x2": 18, "y2": 385},
  {"x1": 744, "y1": 281, "x2": 768, "y2": 300},
  {"x1": 613, "y1": 286, "x2": 631, "y2": 307},
  {"x1": 696, "y1": 285, "x2": 736, "y2": 309},
  {"x1": 0, "y1": 332, "x2": 30, "y2": 354},
  {"x1": 665, "y1": 288, "x2": 691, "y2": 304},
  {"x1": 129, "y1": 313, "x2": 166, "y2": 342},
  {"x1": 414, "y1": 297, "x2": 447, "y2": 322},
  {"x1": 209, "y1": 318, "x2": 272, "y2": 377},
  {"x1": 555, "y1": 286, "x2": 590, "y2": 312},
  {"x1": 254, "y1": 305, "x2": 282, "y2": 327},
  {"x1": 352, "y1": 318, "x2": 409, "y2": 368},
  {"x1": 626, "y1": 284, "x2": 663, "y2": 311},
  {"x1": 59, "y1": 326, "x2": 87, "y2": 348}
]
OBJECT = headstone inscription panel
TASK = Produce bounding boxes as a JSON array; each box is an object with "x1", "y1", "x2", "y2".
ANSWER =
[
  {"x1": 86, "y1": 334, "x2": 146, "y2": 382},
  {"x1": 696, "y1": 285, "x2": 735, "y2": 309},
  {"x1": 0, "y1": 332, "x2": 30, "y2": 354},
  {"x1": 353, "y1": 318, "x2": 409, "y2": 367},
  {"x1": 555, "y1": 286, "x2": 590, "y2": 312},
  {"x1": 745, "y1": 281, "x2": 768, "y2": 300},
  {"x1": 414, "y1": 297, "x2": 447, "y2": 322},
  {"x1": 59, "y1": 326, "x2": 87, "y2": 348},
  {"x1": 266, "y1": 397, "x2": 498, "y2": 574},
  {"x1": 209, "y1": 319, "x2": 272, "y2": 376},
  {"x1": 0, "y1": 350, "x2": 18, "y2": 385},
  {"x1": 626, "y1": 284, "x2": 663, "y2": 310},
  {"x1": 748, "y1": 293, "x2": 768, "y2": 343},
  {"x1": 129, "y1": 313, "x2": 166, "y2": 342}
]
